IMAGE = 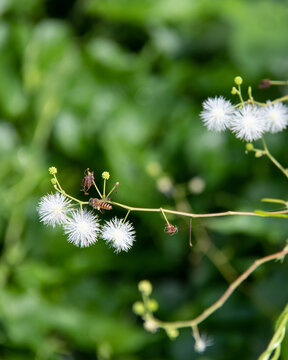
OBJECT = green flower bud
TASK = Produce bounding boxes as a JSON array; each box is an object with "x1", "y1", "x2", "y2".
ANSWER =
[
  {"x1": 138, "y1": 280, "x2": 152, "y2": 295},
  {"x1": 231, "y1": 87, "x2": 238, "y2": 95},
  {"x1": 166, "y1": 328, "x2": 179, "y2": 339},
  {"x1": 51, "y1": 178, "x2": 57, "y2": 185},
  {"x1": 132, "y1": 302, "x2": 145, "y2": 315},
  {"x1": 245, "y1": 143, "x2": 254, "y2": 151},
  {"x1": 102, "y1": 171, "x2": 110, "y2": 180},
  {"x1": 147, "y1": 299, "x2": 159, "y2": 312},
  {"x1": 234, "y1": 76, "x2": 243, "y2": 85},
  {"x1": 255, "y1": 150, "x2": 263, "y2": 158},
  {"x1": 49, "y1": 167, "x2": 57, "y2": 175}
]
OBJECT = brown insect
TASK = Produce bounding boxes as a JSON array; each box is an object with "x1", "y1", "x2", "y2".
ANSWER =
[
  {"x1": 89, "y1": 198, "x2": 112, "y2": 213},
  {"x1": 81, "y1": 168, "x2": 94, "y2": 195}
]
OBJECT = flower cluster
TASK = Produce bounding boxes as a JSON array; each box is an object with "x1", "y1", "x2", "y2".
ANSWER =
[
  {"x1": 200, "y1": 97, "x2": 288, "y2": 142},
  {"x1": 37, "y1": 193, "x2": 136, "y2": 252}
]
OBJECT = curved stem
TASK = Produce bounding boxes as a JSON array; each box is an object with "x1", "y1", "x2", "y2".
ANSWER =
[
  {"x1": 262, "y1": 137, "x2": 288, "y2": 179},
  {"x1": 152, "y1": 247, "x2": 288, "y2": 330},
  {"x1": 270, "y1": 95, "x2": 288, "y2": 103}
]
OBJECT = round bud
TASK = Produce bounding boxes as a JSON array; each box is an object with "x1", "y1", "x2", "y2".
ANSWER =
[
  {"x1": 245, "y1": 143, "x2": 254, "y2": 151},
  {"x1": 234, "y1": 76, "x2": 243, "y2": 85},
  {"x1": 147, "y1": 299, "x2": 159, "y2": 313},
  {"x1": 166, "y1": 328, "x2": 179, "y2": 339},
  {"x1": 138, "y1": 280, "x2": 152, "y2": 295},
  {"x1": 102, "y1": 171, "x2": 110, "y2": 180},
  {"x1": 231, "y1": 87, "x2": 238, "y2": 95},
  {"x1": 51, "y1": 178, "x2": 57, "y2": 185},
  {"x1": 132, "y1": 302, "x2": 145, "y2": 315},
  {"x1": 49, "y1": 167, "x2": 57, "y2": 175}
]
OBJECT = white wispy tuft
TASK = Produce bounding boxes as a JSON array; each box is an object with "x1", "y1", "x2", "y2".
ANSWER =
[
  {"x1": 63, "y1": 209, "x2": 100, "y2": 247},
  {"x1": 261, "y1": 102, "x2": 288, "y2": 133},
  {"x1": 101, "y1": 217, "x2": 136, "y2": 253},
  {"x1": 194, "y1": 333, "x2": 213, "y2": 353},
  {"x1": 200, "y1": 96, "x2": 235, "y2": 132},
  {"x1": 229, "y1": 105, "x2": 266, "y2": 142},
  {"x1": 38, "y1": 192, "x2": 72, "y2": 228}
]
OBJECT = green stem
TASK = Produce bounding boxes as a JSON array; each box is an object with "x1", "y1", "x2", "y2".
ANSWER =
[
  {"x1": 160, "y1": 208, "x2": 170, "y2": 225},
  {"x1": 92, "y1": 180, "x2": 103, "y2": 198},
  {"x1": 151, "y1": 248, "x2": 288, "y2": 330},
  {"x1": 258, "y1": 303, "x2": 288, "y2": 360},
  {"x1": 262, "y1": 137, "x2": 288, "y2": 179},
  {"x1": 110, "y1": 200, "x2": 288, "y2": 219},
  {"x1": 103, "y1": 179, "x2": 106, "y2": 198},
  {"x1": 54, "y1": 185, "x2": 88, "y2": 207},
  {"x1": 238, "y1": 84, "x2": 244, "y2": 104},
  {"x1": 106, "y1": 182, "x2": 119, "y2": 199},
  {"x1": 122, "y1": 210, "x2": 131, "y2": 224},
  {"x1": 269, "y1": 80, "x2": 288, "y2": 86},
  {"x1": 53, "y1": 173, "x2": 288, "y2": 219},
  {"x1": 270, "y1": 95, "x2": 288, "y2": 104}
]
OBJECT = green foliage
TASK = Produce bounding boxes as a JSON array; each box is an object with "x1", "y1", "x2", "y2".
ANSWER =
[{"x1": 1, "y1": 0, "x2": 288, "y2": 359}]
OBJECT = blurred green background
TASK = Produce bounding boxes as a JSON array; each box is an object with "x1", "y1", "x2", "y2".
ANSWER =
[{"x1": 1, "y1": 0, "x2": 288, "y2": 359}]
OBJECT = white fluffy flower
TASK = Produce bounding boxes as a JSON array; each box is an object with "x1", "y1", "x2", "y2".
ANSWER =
[
  {"x1": 261, "y1": 102, "x2": 288, "y2": 133},
  {"x1": 194, "y1": 334, "x2": 213, "y2": 353},
  {"x1": 230, "y1": 105, "x2": 266, "y2": 142},
  {"x1": 63, "y1": 209, "x2": 100, "y2": 247},
  {"x1": 200, "y1": 96, "x2": 235, "y2": 132},
  {"x1": 101, "y1": 217, "x2": 136, "y2": 253},
  {"x1": 38, "y1": 192, "x2": 72, "y2": 227}
]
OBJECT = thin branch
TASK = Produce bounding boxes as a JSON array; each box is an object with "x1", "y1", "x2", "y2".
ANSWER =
[
  {"x1": 262, "y1": 137, "x2": 288, "y2": 180},
  {"x1": 153, "y1": 247, "x2": 288, "y2": 330},
  {"x1": 110, "y1": 200, "x2": 288, "y2": 219}
]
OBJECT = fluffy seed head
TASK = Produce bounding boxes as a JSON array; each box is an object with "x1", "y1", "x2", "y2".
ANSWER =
[
  {"x1": 261, "y1": 102, "x2": 288, "y2": 133},
  {"x1": 101, "y1": 217, "x2": 136, "y2": 253},
  {"x1": 229, "y1": 105, "x2": 266, "y2": 142},
  {"x1": 38, "y1": 192, "x2": 72, "y2": 228},
  {"x1": 200, "y1": 96, "x2": 235, "y2": 132},
  {"x1": 63, "y1": 209, "x2": 100, "y2": 247}
]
